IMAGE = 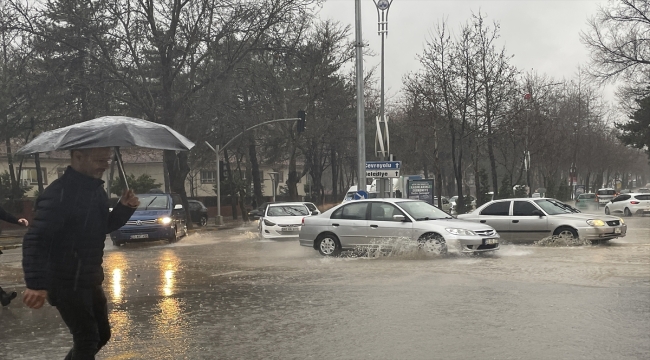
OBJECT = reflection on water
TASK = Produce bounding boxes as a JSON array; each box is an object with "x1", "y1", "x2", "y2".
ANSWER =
[
  {"x1": 160, "y1": 250, "x2": 180, "y2": 297},
  {"x1": 105, "y1": 251, "x2": 129, "y2": 303},
  {"x1": 152, "y1": 250, "x2": 189, "y2": 355}
]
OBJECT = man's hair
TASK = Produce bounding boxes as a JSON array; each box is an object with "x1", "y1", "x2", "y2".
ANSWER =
[{"x1": 70, "y1": 149, "x2": 93, "y2": 157}]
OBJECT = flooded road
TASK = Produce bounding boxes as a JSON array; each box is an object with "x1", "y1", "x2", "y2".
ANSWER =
[{"x1": 1, "y1": 212, "x2": 649, "y2": 360}]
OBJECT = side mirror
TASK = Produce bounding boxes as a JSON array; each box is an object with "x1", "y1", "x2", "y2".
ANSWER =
[
  {"x1": 174, "y1": 204, "x2": 183, "y2": 210},
  {"x1": 311, "y1": 211, "x2": 319, "y2": 216},
  {"x1": 393, "y1": 214, "x2": 406, "y2": 221},
  {"x1": 532, "y1": 209, "x2": 544, "y2": 217}
]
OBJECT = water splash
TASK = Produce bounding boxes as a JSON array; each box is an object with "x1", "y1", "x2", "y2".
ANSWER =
[
  {"x1": 349, "y1": 237, "x2": 447, "y2": 259},
  {"x1": 534, "y1": 235, "x2": 591, "y2": 247}
]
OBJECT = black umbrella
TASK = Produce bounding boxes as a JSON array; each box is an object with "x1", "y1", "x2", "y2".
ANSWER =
[{"x1": 17, "y1": 116, "x2": 195, "y2": 189}]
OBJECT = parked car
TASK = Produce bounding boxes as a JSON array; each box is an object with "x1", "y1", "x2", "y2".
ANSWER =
[
  {"x1": 604, "y1": 193, "x2": 650, "y2": 216},
  {"x1": 449, "y1": 195, "x2": 476, "y2": 212},
  {"x1": 302, "y1": 202, "x2": 321, "y2": 215},
  {"x1": 259, "y1": 202, "x2": 311, "y2": 239},
  {"x1": 637, "y1": 188, "x2": 650, "y2": 194},
  {"x1": 433, "y1": 196, "x2": 451, "y2": 212},
  {"x1": 596, "y1": 188, "x2": 617, "y2": 207},
  {"x1": 188, "y1": 199, "x2": 209, "y2": 226},
  {"x1": 458, "y1": 198, "x2": 627, "y2": 243},
  {"x1": 575, "y1": 193, "x2": 598, "y2": 210},
  {"x1": 299, "y1": 198, "x2": 500, "y2": 256},
  {"x1": 110, "y1": 193, "x2": 187, "y2": 246}
]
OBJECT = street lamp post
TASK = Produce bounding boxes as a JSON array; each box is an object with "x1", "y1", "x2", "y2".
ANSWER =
[
  {"x1": 373, "y1": 0, "x2": 393, "y2": 198},
  {"x1": 204, "y1": 142, "x2": 224, "y2": 226},
  {"x1": 355, "y1": 0, "x2": 366, "y2": 193},
  {"x1": 268, "y1": 171, "x2": 279, "y2": 202}
]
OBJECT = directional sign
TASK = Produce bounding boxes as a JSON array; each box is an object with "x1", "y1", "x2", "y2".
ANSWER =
[
  {"x1": 353, "y1": 190, "x2": 368, "y2": 200},
  {"x1": 366, "y1": 161, "x2": 401, "y2": 178}
]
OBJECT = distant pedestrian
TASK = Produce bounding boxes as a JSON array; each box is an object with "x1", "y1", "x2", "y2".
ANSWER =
[
  {"x1": 0, "y1": 205, "x2": 28, "y2": 306},
  {"x1": 22, "y1": 147, "x2": 139, "y2": 359}
]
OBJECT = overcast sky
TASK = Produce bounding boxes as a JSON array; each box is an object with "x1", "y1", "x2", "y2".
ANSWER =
[{"x1": 316, "y1": 0, "x2": 615, "y2": 103}]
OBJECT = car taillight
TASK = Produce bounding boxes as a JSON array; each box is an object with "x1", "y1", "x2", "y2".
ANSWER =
[
  {"x1": 576, "y1": 199, "x2": 580, "y2": 202},
  {"x1": 301, "y1": 217, "x2": 305, "y2": 225},
  {"x1": 630, "y1": 201, "x2": 640, "y2": 205}
]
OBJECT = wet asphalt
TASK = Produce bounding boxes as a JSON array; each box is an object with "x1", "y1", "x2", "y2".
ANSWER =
[{"x1": 0, "y1": 209, "x2": 649, "y2": 360}]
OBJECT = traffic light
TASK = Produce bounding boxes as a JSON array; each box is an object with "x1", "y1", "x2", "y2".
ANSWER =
[
  {"x1": 297, "y1": 110, "x2": 306, "y2": 133},
  {"x1": 219, "y1": 160, "x2": 227, "y2": 181}
]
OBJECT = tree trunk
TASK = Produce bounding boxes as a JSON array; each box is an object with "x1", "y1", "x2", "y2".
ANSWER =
[
  {"x1": 331, "y1": 147, "x2": 338, "y2": 200},
  {"x1": 287, "y1": 144, "x2": 300, "y2": 201},
  {"x1": 163, "y1": 150, "x2": 193, "y2": 229},
  {"x1": 487, "y1": 122, "x2": 499, "y2": 199}
]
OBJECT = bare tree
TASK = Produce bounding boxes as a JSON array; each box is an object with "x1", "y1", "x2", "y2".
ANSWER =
[{"x1": 581, "y1": 0, "x2": 650, "y2": 100}]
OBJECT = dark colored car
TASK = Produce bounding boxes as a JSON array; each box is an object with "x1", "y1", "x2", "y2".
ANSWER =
[
  {"x1": 188, "y1": 200, "x2": 209, "y2": 226},
  {"x1": 110, "y1": 193, "x2": 187, "y2": 246}
]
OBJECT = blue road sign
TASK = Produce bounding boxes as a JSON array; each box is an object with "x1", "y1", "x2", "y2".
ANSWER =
[
  {"x1": 354, "y1": 190, "x2": 369, "y2": 200},
  {"x1": 365, "y1": 161, "x2": 401, "y2": 170}
]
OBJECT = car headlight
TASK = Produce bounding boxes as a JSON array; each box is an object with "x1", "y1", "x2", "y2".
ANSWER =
[
  {"x1": 445, "y1": 228, "x2": 476, "y2": 236},
  {"x1": 158, "y1": 217, "x2": 172, "y2": 225},
  {"x1": 264, "y1": 219, "x2": 276, "y2": 226},
  {"x1": 586, "y1": 219, "x2": 605, "y2": 227},
  {"x1": 618, "y1": 217, "x2": 625, "y2": 225}
]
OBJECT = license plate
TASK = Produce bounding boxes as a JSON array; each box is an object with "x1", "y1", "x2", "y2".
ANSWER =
[
  {"x1": 484, "y1": 238, "x2": 498, "y2": 245},
  {"x1": 615, "y1": 228, "x2": 621, "y2": 234},
  {"x1": 281, "y1": 227, "x2": 299, "y2": 232},
  {"x1": 130, "y1": 234, "x2": 149, "y2": 239}
]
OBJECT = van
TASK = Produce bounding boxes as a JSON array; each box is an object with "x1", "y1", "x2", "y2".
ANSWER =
[
  {"x1": 110, "y1": 192, "x2": 187, "y2": 246},
  {"x1": 596, "y1": 188, "x2": 617, "y2": 207}
]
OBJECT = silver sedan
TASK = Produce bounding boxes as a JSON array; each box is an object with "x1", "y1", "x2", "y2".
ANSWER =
[
  {"x1": 299, "y1": 199, "x2": 500, "y2": 256},
  {"x1": 458, "y1": 198, "x2": 627, "y2": 243}
]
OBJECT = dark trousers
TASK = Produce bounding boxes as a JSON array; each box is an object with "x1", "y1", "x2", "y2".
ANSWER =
[{"x1": 48, "y1": 285, "x2": 111, "y2": 360}]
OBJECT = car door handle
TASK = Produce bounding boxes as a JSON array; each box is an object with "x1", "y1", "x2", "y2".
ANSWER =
[
  {"x1": 480, "y1": 220, "x2": 486, "y2": 223},
  {"x1": 512, "y1": 220, "x2": 519, "y2": 223},
  {"x1": 370, "y1": 224, "x2": 378, "y2": 228},
  {"x1": 332, "y1": 223, "x2": 339, "y2": 227}
]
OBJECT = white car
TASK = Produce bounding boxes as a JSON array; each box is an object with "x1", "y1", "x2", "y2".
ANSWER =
[
  {"x1": 433, "y1": 196, "x2": 451, "y2": 212},
  {"x1": 299, "y1": 199, "x2": 500, "y2": 256},
  {"x1": 605, "y1": 193, "x2": 650, "y2": 216},
  {"x1": 259, "y1": 202, "x2": 311, "y2": 239}
]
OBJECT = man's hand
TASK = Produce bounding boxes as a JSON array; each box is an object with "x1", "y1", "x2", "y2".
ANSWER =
[
  {"x1": 23, "y1": 289, "x2": 48, "y2": 309},
  {"x1": 17, "y1": 218, "x2": 28, "y2": 227},
  {"x1": 120, "y1": 189, "x2": 140, "y2": 208}
]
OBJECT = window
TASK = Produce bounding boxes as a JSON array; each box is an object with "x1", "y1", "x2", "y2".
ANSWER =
[
  {"x1": 612, "y1": 195, "x2": 631, "y2": 202},
  {"x1": 278, "y1": 171, "x2": 284, "y2": 182},
  {"x1": 20, "y1": 168, "x2": 47, "y2": 185},
  {"x1": 370, "y1": 203, "x2": 403, "y2": 221},
  {"x1": 332, "y1": 203, "x2": 368, "y2": 220},
  {"x1": 201, "y1": 170, "x2": 216, "y2": 184},
  {"x1": 597, "y1": 189, "x2": 616, "y2": 195},
  {"x1": 634, "y1": 195, "x2": 650, "y2": 201},
  {"x1": 513, "y1": 201, "x2": 540, "y2": 216},
  {"x1": 258, "y1": 171, "x2": 264, "y2": 181},
  {"x1": 480, "y1": 201, "x2": 510, "y2": 216}
]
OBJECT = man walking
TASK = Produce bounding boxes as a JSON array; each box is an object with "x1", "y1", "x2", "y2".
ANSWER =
[
  {"x1": 0, "y1": 205, "x2": 28, "y2": 306},
  {"x1": 22, "y1": 147, "x2": 140, "y2": 359}
]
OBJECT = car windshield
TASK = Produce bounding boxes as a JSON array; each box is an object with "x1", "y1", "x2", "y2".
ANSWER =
[
  {"x1": 579, "y1": 194, "x2": 596, "y2": 199},
  {"x1": 396, "y1": 201, "x2": 452, "y2": 220},
  {"x1": 137, "y1": 195, "x2": 169, "y2": 210},
  {"x1": 533, "y1": 199, "x2": 580, "y2": 215},
  {"x1": 597, "y1": 189, "x2": 615, "y2": 195},
  {"x1": 267, "y1": 205, "x2": 309, "y2": 216}
]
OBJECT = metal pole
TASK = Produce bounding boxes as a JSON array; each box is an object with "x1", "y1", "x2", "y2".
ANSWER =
[
  {"x1": 355, "y1": 0, "x2": 366, "y2": 192},
  {"x1": 215, "y1": 144, "x2": 223, "y2": 225}
]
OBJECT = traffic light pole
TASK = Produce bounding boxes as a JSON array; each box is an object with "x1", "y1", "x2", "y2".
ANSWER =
[{"x1": 205, "y1": 116, "x2": 303, "y2": 225}]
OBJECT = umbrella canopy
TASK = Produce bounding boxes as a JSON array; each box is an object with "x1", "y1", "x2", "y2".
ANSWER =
[{"x1": 16, "y1": 116, "x2": 194, "y2": 155}]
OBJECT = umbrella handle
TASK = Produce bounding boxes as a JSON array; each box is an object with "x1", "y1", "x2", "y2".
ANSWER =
[{"x1": 114, "y1": 147, "x2": 129, "y2": 192}]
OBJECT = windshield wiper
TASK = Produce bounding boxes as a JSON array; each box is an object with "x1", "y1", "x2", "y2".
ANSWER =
[
  {"x1": 144, "y1": 196, "x2": 158, "y2": 210},
  {"x1": 416, "y1": 217, "x2": 436, "y2": 221}
]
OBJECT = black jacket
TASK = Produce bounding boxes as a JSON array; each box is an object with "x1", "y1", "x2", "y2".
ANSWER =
[
  {"x1": 22, "y1": 166, "x2": 135, "y2": 290},
  {"x1": 0, "y1": 206, "x2": 20, "y2": 225}
]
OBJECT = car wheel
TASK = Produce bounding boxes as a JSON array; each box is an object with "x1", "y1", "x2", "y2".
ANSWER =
[
  {"x1": 183, "y1": 223, "x2": 188, "y2": 237},
  {"x1": 553, "y1": 227, "x2": 578, "y2": 240},
  {"x1": 418, "y1": 233, "x2": 448, "y2": 255},
  {"x1": 604, "y1": 207, "x2": 610, "y2": 215},
  {"x1": 169, "y1": 226, "x2": 178, "y2": 243},
  {"x1": 199, "y1": 216, "x2": 208, "y2": 227},
  {"x1": 624, "y1": 208, "x2": 632, "y2": 217},
  {"x1": 316, "y1": 234, "x2": 341, "y2": 256}
]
